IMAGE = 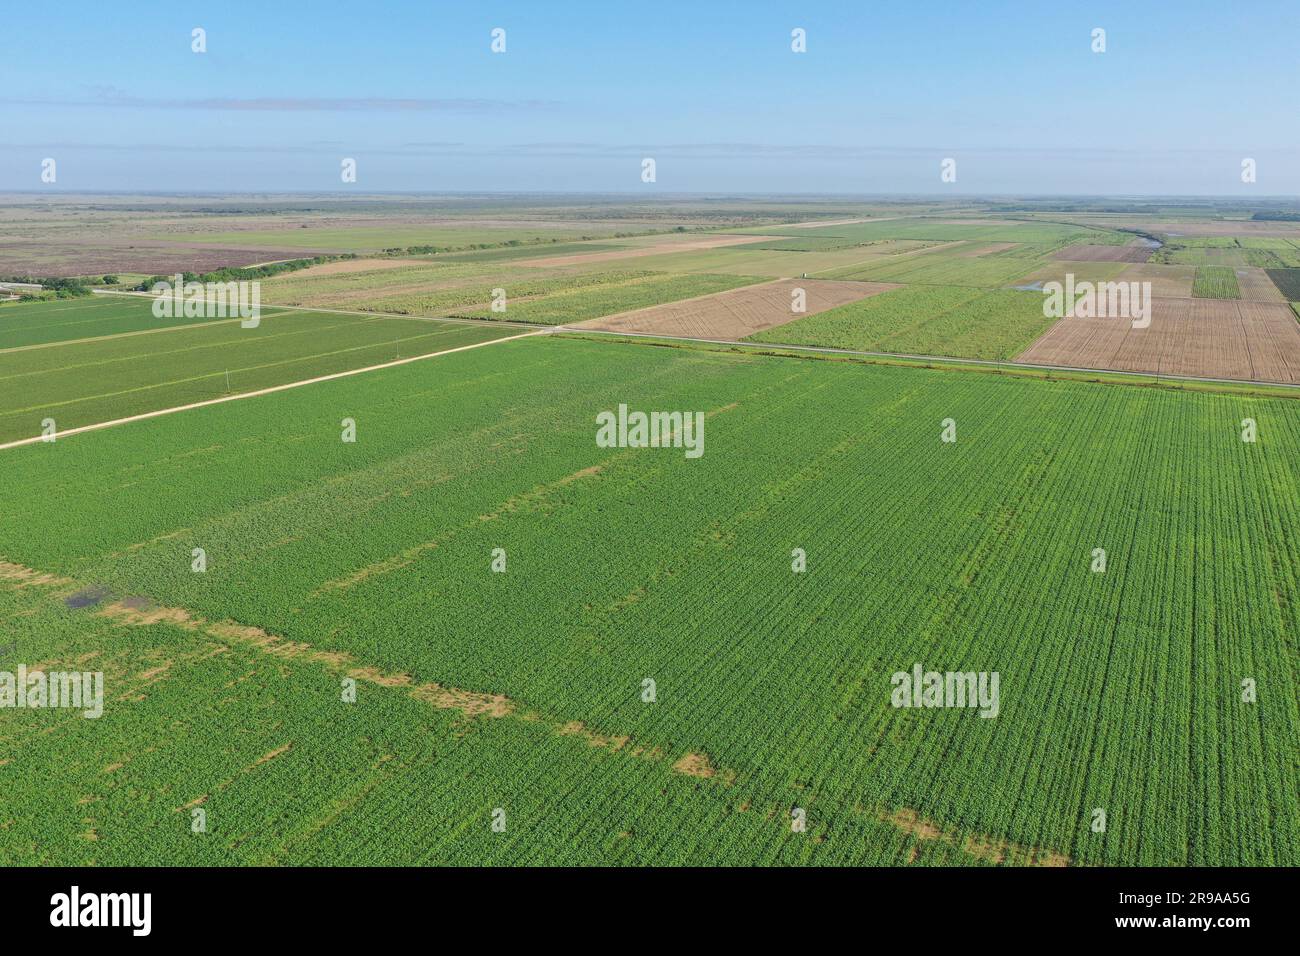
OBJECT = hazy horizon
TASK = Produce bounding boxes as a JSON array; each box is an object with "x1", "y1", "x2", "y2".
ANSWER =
[{"x1": 3, "y1": 0, "x2": 1298, "y2": 194}]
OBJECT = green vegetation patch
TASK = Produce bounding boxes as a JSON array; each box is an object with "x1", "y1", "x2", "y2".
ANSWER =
[
  {"x1": 1, "y1": 338, "x2": 1296, "y2": 865},
  {"x1": 1264, "y1": 269, "x2": 1300, "y2": 301},
  {"x1": 748, "y1": 285, "x2": 1054, "y2": 360},
  {"x1": 822, "y1": 252, "x2": 1038, "y2": 288},
  {"x1": 451, "y1": 273, "x2": 762, "y2": 324},
  {"x1": 0, "y1": 296, "x2": 275, "y2": 350},
  {"x1": 1192, "y1": 266, "x2": 1243, "y2": 299},
  {"x1": 0, "y1": 302, "x2": 518, "y2": 443}
]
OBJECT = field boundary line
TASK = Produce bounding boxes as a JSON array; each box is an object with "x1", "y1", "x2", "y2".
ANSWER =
[
  {"x1": 553, "y1": 326, "x2": 1300, "y2": 391},
  {"x1": 0, "y1": 309, "x2": 295, "y2": 355},
  {"x1": 567, "y1": 277, "x2": 784, "y2": 329},
  {"x1": 0, "y1": 328, "x2": 547, "y2": 451},
  {"x1": 92, "y1": 289, "x2": 552, "y2": 331}
]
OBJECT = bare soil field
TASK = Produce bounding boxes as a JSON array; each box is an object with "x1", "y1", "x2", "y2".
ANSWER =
[
  {"x1": 1116, "y1": 262, "x2": 1196, "y2": 298},
  {"x1": 1015, "y1": 297, "x2": 1300, "y2": 383},
  {"x1": 1053, "y1": 244, "x2": 1154, "y2": 263},
  {"x1": 571, "y1": 278, "x2": 899, "y2": 340},
  {"x1": 0, "y1": 238, "x2": 305, "y2": 278},
  {"x1": 1064, "y1": 218, "x2": 1300, "y2": 239},
  {"x1": 1235, "y1": 268, "x2": 1288, "y2": 303},
  {"x1": 517, "y1": 234, "x2": 784, "y2": 268}
]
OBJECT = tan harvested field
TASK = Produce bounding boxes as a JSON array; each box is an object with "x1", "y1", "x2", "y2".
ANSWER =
[
  {"x1": 1054, "y1": 243, "x2": 1154, "y2": 263},
  {"x1": 571, "y1": 278, "x2": 900, "y2": 340},
  {"x1": 1117, "y1": 262, "x2": 1196, "y2": 297},
  {"x1": 1152, "y1": 221, "x2": 1300, "y2": 238},
  {"x1": 1063, "y1": 218, "x2": 1300, "y2": 239},
  {"x1": 1016, "y1": 297, "x2": 1300, "y2": 383},
  {"x1": 1235, "y1": 268, "x2": 1287, "y2": 303},
  {"x1": 781, "y1": 216, "x2": 895, "y2": 228},
  {"x1": 282, "y1": 257, "x2": 427, "y2": 279},
  {"x1": 518, "y1": 234, "x2": 785, "y2": 268},
  {"x1": 0, "y1": 237, "x2": 307, "y2": 277}
]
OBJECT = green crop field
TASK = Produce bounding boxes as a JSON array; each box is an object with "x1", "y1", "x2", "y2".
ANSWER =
[
  {"x1": 1265, "y1": 269, "x2": 1300, "y2": 301},
  {"x1": 747, "y1": 286, "x2": 1056, "y2": 360},
  {"x1": 0, "y1": 297, "x2": 520, "y2": 444},
  {"x1": 449, "y1": 272, "x2": 761, "y2": 324},
  {"x1": 1192, "y1": 266, "x2": 1243, "y2": 299},
  {"x1": 594, "y1": 245, "x2": 901, "y2": 278},
  {"x1": 821, "y1": 251, "x2": 1040, "y2": 288},
  {"x1": 7, "y1": 0, "x2": 1300, "y2": 893},
  {"x1": 1012, "y1": 261, "x2": 1130, "y2": 288},
  {"x1": 2, "y1": 336, "x2": 1296, "y2": 865},
  {"x1": 259, "y1": 259, "x2": 519, "y2": 307},
  {"x1": 417, "y1": 241, "x2": 627, "y2": 263},
  {"x1": 263, "y1": 266, "x2": 755, "y2": 322},
  {"x1": 1160, "y1": 248, "x2": 1249, "y2": 267},
  {"x1": 0, "y1": 295, "x2": 270, "y2": 349}
]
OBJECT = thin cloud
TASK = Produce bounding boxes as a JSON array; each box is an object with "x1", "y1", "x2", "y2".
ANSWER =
[{"x1": 1, "y1": 94, "x2": 556, "y2": 112}]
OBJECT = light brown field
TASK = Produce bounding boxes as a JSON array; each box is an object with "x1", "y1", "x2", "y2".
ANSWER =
[
  {"x1": 571, "y1": 278, "x2": 900, "y2": 340},
  {"x1": 1016, "y1": 297, "x2": 1300, "y2": 383},
  {"x1": 517, "y1": 234, "x2": 784, "y2": 268},
  {"x1": 1235, "y1": 268, "x2": 1287, "y2": 303},
  {"x1": 1116, "y1": 263, "x2": 1196, "y2": 298},
  {"x1": 1061, "y1": 218, "x2": 1300, "y2": 239},
  {"x1": 1151, "y1": 221, "x2": 1300, "y2": 238},
  {"x1": 781, "y1": 216, "x2": 898, "y2": 229},
  {"x1": 1054, "y1": 243, "x2": 1154, "y2": 263}
]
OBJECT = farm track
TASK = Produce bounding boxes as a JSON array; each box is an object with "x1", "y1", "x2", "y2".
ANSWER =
[{"x1": 0, "y1": 327, "x2": 544, "y2": 451}]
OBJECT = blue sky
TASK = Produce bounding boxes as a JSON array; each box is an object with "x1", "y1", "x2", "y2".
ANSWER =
[{"x1": 2, "y1": 0, "x2": 1297, "y2": 195}]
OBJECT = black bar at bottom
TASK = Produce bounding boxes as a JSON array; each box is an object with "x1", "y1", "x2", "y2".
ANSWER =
[{"x1": 0, "y1": 865, "x2": 1282, "y2": 941}]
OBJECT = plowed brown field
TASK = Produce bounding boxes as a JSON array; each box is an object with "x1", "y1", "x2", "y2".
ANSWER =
[
  {"x1": 1117, "y1": 263, "x2": 1196, "y2": 298},
  {"x1": 1015, "y1": 297, "x2": 1300, "y2": 383},
  {"x1": 1054, "y1": 243, "x2": 1155, "y2": 263},
  {"x1": 571, "y1": 278, "x2": 899, "y2": 340},
  {"x1": 1236, "y1": 268, "x2": 1288, "y2": 303}
]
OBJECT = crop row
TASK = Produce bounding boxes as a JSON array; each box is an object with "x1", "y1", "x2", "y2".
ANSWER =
[{"x1": 1, "y1": 338, "x2": 1295, "y2": 864}]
